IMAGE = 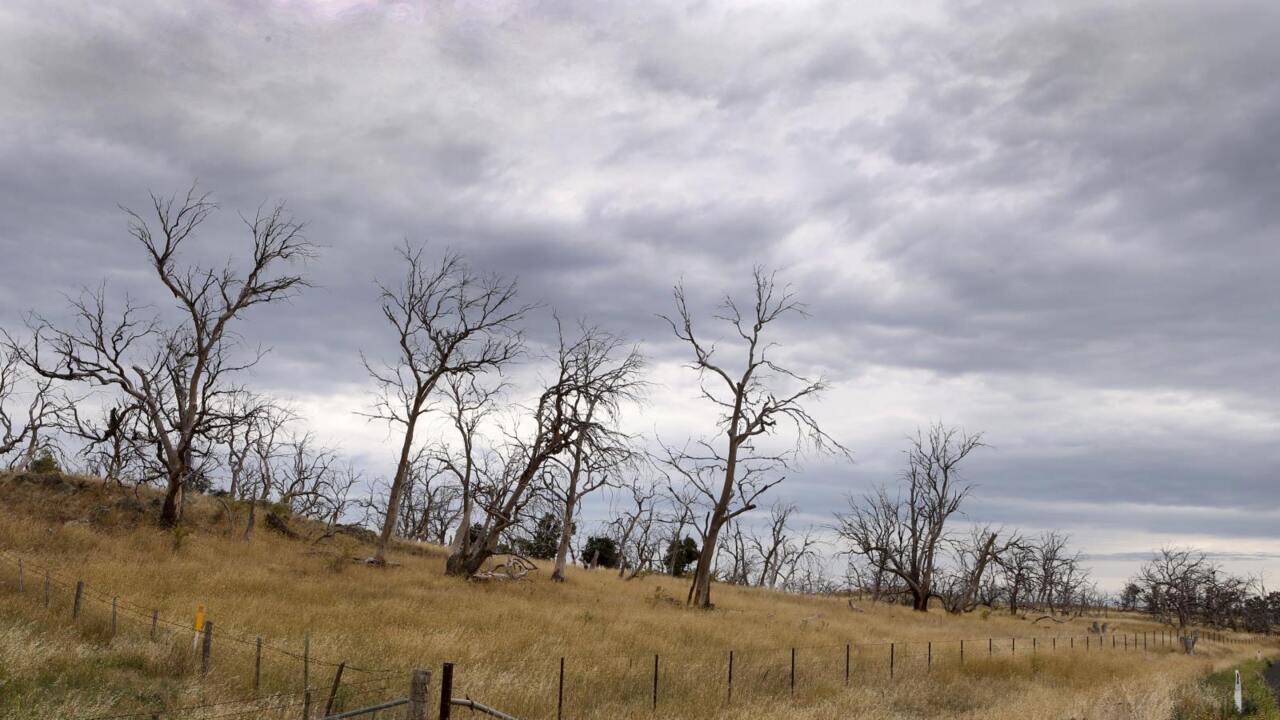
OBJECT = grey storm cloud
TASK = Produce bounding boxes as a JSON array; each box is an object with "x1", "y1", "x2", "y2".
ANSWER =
[{"x1": 2, "y1": 0, "x2": 1279, "y2": 587}]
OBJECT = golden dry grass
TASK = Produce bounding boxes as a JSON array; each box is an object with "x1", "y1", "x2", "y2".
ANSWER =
[{"x1": 0, "y1": 472, "x2": 1273, "y2": 720}]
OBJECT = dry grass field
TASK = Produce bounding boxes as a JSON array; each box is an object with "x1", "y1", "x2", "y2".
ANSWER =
[{"x1": 0, "y1": 471, "x2": 1273, "y2": 720}]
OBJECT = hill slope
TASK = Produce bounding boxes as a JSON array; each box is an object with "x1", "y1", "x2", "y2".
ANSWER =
[{"x1": 0, "y1": 472, "x2": 1270, "y2": 719}]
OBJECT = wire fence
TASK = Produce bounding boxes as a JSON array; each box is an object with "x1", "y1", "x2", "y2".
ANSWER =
[{"x1": 0, "y1": 547, "x2": 1256, "y2": 720}]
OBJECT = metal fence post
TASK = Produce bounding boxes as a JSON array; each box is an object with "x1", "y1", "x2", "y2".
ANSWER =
[
  {"x1": 727, "y1": 650, "x2": 734, "y2": 704},
  {"x1": 324, "y1": 662, "x2": 345, "y2": 717},
  {"x1": 557, "y1": 657, "x2": 564, "y2": 720},
  {"x1": 438, "y1": 662, "x2": 453, "y2": 720},
  {"x1": 789, "y1": 648, "x2": 796, "y2": 697},
  {"x1": 653, "y1": 654, "x2": 660, "y2": 710}
]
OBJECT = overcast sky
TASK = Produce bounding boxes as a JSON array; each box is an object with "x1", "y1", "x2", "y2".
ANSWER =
[{"x1": 2, "y1": 0, "x2": 1279, "y2": 591}]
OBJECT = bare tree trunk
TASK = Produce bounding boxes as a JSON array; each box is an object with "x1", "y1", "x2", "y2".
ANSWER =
[
  {"x1": 374, "y1": 413, "x2": 420, "y2": 564},
  {"x1": 552, "y1": 492, "x2": 577, "y2": 582},
  {"x1": 160, "y1": 465, "x2": 185, "y2": 526}
]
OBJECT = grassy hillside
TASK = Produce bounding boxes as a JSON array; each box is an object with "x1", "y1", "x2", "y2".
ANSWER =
[{"x1": 0, "y1": 471, "x2": 1273, "y2": 720}]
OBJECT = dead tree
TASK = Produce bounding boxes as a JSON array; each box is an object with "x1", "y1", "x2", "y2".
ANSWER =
[
  {"x1": 276, "y1": 434, "x2": 358, "y2": 525},
  {"x1": 835, "y1": 423, "x2": 984, "y2": 611},
  {"x1": 1136, "y1": 547, "x2": 1213, "y2": 633},
  {"x1": 15, "y1": 187, "x2": 312, "y2": 525},
  {"x1": 446, "y1": 323, "x2": 643, "y2": 577},
  {"x1": 362, "y1": 245, "x2": 527, "y2": 565},
  {"x1": 242, "y1": 403, "x2": 293, "y2": 542},
  {"x1": 0, "y1": 341, "x2": 63, "y2": 468},
  {"x1": 394, "y1": 453, "x2": 463, "y2": 544},
  {"x1": 939, "y1": 526, "x2": 1006, "y2": 614},
  {"x1": 661, "y1": 268, "x2": 846, "y2": 608},
  {"x1": 545, "y1": 333, "x2": 642, "y2": 581},
  {"x1": 58, "y1": 399, "x2": 150, "y2": 484},
  {"x1": 607, "y1": 475, "x2": 659, "y2": 579},
  {"x1": 440, "y1": 373, "x2": 503, "y2": 559},
  {"x1": 995, "y1": 536, "x2": 1037, "y2": 615}
]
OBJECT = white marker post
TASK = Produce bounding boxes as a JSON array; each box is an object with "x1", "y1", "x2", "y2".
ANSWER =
[{"x1": 1234, "y1": 669, "x2": 1243, "y2": 714}]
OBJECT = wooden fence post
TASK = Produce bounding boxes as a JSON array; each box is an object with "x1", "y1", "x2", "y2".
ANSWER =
[
  {"x1": 438, "y1": 662, "x2": 453, "y2": 720},
  {"x1": 324, "y1": 662, "x2": 345, "y2": 717},
  {"x1": 201, "y1": 620, "x2": 213, "y2": 676},
  {"x1": 1012, "y1": 637, "x2": 1016, "y2": 655},
  {"x1": 303, "y1": 689, "x2": 312, "y2": 720},
  {"x1": 988, "y1": 638, "x2": 992, "y2": 656},
  {"x1": 254, "y1": 637, "x2": 262, "y2": 694},
  {"x1": 889, "y1": 643, "x2": 895, "y2": 679},
  {"x1": 927, "y1": 641, "x2": 932, "y2": 671},
  {"x1": 150, "y1": 610, "x2": 158, "y2": 641},
  {"x1": 960, "y1": 639, "x2": 964, "y2": 665},
  {"x1": 72, "y1": 580, "x2": 83, "y2": 619},
  {"x1": 407, "y1": 668, "x2": 430, "y2": 720},
  {"x1": 43, "y1": 571, "x2": 50, "y2": 608},
  {"x1": 111, "y1": 596, "x2": 118, "y2": 639},
  {"x1": 16, "y1": 559, "x2": 22, "y2": 592},
  {"x1": 845, "y1": 643, "x2": 851, "y2": 685}
]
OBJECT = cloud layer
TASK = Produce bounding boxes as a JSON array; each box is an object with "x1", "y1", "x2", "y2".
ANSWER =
[{"x1": 2, "y1": 0, "x2": 1278, "y2": 589}]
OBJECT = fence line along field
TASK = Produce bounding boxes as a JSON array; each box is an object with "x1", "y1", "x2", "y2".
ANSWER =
[{"x1": 0, "y1": 473, "x2": 1274, "y2": 720}]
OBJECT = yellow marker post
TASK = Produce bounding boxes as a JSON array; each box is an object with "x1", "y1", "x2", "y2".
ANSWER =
[{"x1": 192, "y1": 604, "x2": 206, "y2": 652}]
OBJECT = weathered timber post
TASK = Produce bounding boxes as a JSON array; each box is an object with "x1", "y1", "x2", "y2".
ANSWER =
[
  {"x1": 408, "y1": 668, "x2": 430, "y2": 720},
  {"x1": 150, "y1": 610, "x2": 158, "y2": 641},
  {"x1": 255, "y1": 637, "x2": 262, "y2": 693},
  {"x1": 201, "y1": 621, "x2": 213, "y2": 676},
  {"x1": 72, "y1": 580, "x2": 83, "y2": 619},
  {"x1": 111, "y1": 596, "x2": 118, "y2": 639}
]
